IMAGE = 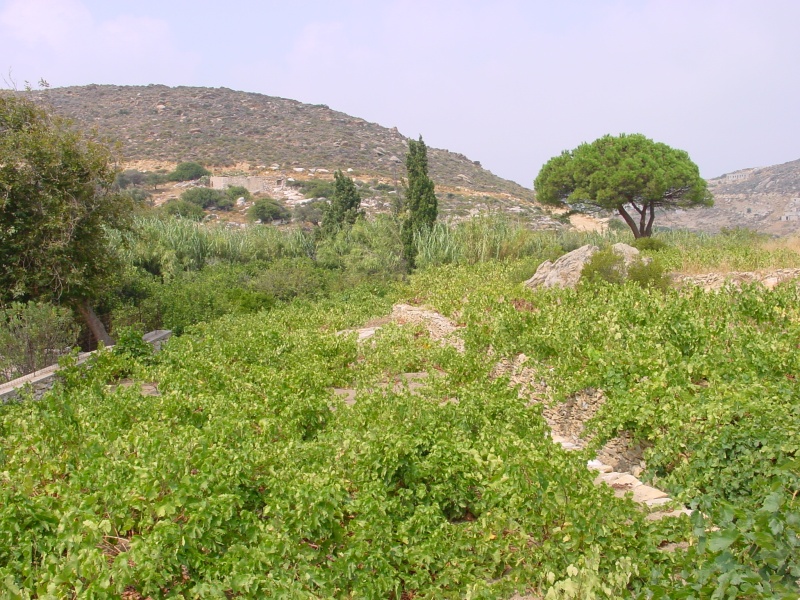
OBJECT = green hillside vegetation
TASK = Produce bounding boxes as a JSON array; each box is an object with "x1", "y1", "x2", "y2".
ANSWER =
[{"x1": 2, "y1": 219, "x2": 800, "y2": 598}]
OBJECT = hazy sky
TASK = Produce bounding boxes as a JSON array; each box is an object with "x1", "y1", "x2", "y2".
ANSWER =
[{"x1": 2, "y1": 0, "x2": 798, "y2": 187}]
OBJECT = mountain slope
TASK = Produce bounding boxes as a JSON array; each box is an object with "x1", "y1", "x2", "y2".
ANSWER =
[
  {"x1": 26, "y1": 84, "x2": 551, "y2": 222},
  {"x1": 657, "y1": 159, "x2": 800, "y2": 235}
]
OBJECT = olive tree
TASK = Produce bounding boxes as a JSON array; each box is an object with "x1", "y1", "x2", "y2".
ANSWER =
[
  {"x1": 535, "y1": 133, "x2": 712, "y2": 238},
  {"x1": 0, "y1": 94, "x2": 132, "y2": 344}
]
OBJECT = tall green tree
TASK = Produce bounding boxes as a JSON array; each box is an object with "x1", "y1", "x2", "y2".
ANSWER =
[
  {"x1": 321, "y1": 170, "x2": 363, "y2": 236},
  {"x1": 535, "y1": 133, "x2": 712, "y2": 238},
  {"x1": 402, "y1": 136, "x2": 437, "y2": 267},
  {"x1": 0, "y1": 94, "x2": 133, "y2": 344}
]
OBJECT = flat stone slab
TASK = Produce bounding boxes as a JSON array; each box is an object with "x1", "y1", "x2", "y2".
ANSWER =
[
  {"x1": 632, "y1": 485, "x2": 669, "y2": 503},
  {"x1": 587, "y1": 459, "x2": 613, "y2": 473}
]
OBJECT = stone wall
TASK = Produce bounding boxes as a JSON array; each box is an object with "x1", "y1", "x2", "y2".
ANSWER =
[
  {"x1": 0, "y1": 330, "x2": 171, "y2": 403},
  {"x1": 210, "y1": 176, "x2": 273, "y2": 194}
]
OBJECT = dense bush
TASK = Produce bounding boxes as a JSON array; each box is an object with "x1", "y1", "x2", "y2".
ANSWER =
[
  {"x1": 581, "y1": 247, "x2": 670, "y2": 291},
  {"x1": 180, "y1": 187, "x2": 232, "y2": 210},
  {"x1": 249, "y1": 197, "x2": 290, "y2": 222},
  {"x1": 292, "y1": 200, "x2": 326, "y2": 225},
  {"x1": 250, "y1": 257, "x2": 329, "y2": 301},
  {"x1": 289, "y1": 178, "x2": 336, "y2": 199},
  {"x1": 632, "y1": 236, "x2": 668, "y2": 252},
  {"x1": 224, "y1": 185, "x2": 251, "y2": 201},
  {"x1": 113, "y1": 169, "x2": 147, "y2": 189},
  {"x1": 168, "y1": 161, "x2": 211, "y2": 181},
  {"x1": 581, "y1": 248, "x2": 627, "y2": 285}
]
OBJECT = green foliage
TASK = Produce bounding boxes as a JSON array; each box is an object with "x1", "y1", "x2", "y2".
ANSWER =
[
  {"x1": 121, "y1": 187, "x2": 153, "y2": 205},
  {"x1": 289, "y1": 178, "x2": 336, "y2": 199},
  {"x1": 180, "y1": 187, "x2": 232, "y2": 210},
  {"x1": 250, "y1": 257, "x2": 328, "y2": 301},
  {"x1": 0, "y1": 94, "x2": 132, "y2": 304},
  {"x1": 224, "y1": 185, "x2": 251, "y2": 201},
  {"x1": 0, "y1": 291, "x2": 671, "y2": 598},
  {"x1": 293, "y1": 199, "x2": 326, "y2": 225},
  {"x1": 5, "y1": 225, "x2": 800, "y2": 595},
  {"x1": 145, "y1": 171, "x2": 168, "y2": 190},
  {"x1": 581, "y1": 248, "x2": 670, "y2": 291},
  {"x1": 535, "y1": 133, "x2": 712, "y2": 238},
  {"x1": 160, "y1": 199, "x2": 205, "y2": 221},
  {"x1": 632, "y1": 236, "x2": 668, "y2": 252},
  {"x1": 626, "y1": 259, "x2": 670, "y2": 292},
  {"x1": 403, "y1": 136, "x2": 437, "y2": 267},
  {"x1": 649, "y1": 480, "x2": 800, "y2": 598},
  {"x1": 168, "y1": 161, "x2": 210, "y2": 181},
  {"x1": 0, "y1": 301, "x2": 79, "y2": 381},
  {"x1": 320, "y1": 170, "x2": 363, "y2": 236},
  {"x1": 249, "y1": 197, "x2": 291, "y2": 222},
  {"x1": 581, "y1": 248, "x2": 626, "y2": 285},
  {"x1": 113, "y1": 169, "x2": 147, "y2": 189}
]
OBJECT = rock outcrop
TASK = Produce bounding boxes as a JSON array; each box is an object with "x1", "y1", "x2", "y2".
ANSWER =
[
  {"x1": 524, "y1": 243, "x2": 645, "y2": 290},
  {"x1": 524, "y1": 244, "x2": 599, "y2": 289}
]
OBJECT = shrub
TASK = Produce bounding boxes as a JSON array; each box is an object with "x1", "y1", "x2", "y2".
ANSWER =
[
  {"x1": 161, "y1": 199, "x2": 205, "y2": 221},
  {"x1": 581, "y1": 248, "x2": 626, "y2": 285},
  {"x1": 627, "y1": 258, "x2": 671, "y2": 291},
  {"x1": 0, "y1": 301, "x2": 80, "y2": 381},
  {"x1": 181, "y1": 187, "x2": 230, "y2": 210},
  {"x1": 122, "y1": 187, "x2": 152, "y2": 205},
  {"x1": 250, "y1": 257, "x2": 329, "y2": 301},
  {"x1": 114, "y1": 169, "x2": 146, "y2": 189},
  {"x1": 249, "y1": 197, "x2": 291, "y2": 222},
  {"x1": 293, "y1": 200, "x2": 326, "y2": 225},
  {"x1": 632, "y1": 236, "x2": 668, "y2": 251},
  {"x1": 168, "y1": 161, "x2": 211, "y2": 182},
  {"x1": 289, "y1": 179, "x2": 336, "y2": 199},
  {"x1": 582, "y1": 247, "x2": 670, "y2": 291},
  {"x1": 225, "y1": 185, "x2": 251, "y2": 201}
]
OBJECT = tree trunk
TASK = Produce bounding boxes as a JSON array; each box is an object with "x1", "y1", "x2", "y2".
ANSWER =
[
  {"x1": 76, "y1": 300, "x2": 114, "y2": 347},
  {"x1": 618, "y1": 205, "x2": 643, "y2": 238},
  {"x1": 644, "y1": 201, "x2": 656, "y2": 237}
]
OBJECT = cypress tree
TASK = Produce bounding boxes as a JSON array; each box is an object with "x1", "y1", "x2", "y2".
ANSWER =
[
  {"x1": 321, "y1": 170, "x2": 362, "y2": 236},
  {"x1": 402, "y1": 136, "x2": 437, "y2": 267}
]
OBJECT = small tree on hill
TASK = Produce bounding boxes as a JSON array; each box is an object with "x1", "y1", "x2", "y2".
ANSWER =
[
  {"x1": 535, "y1": 133, "x2": 712, "y2": 238},
  {"x1": 168, "y1": 161, "x2": 210, "y2": 182},
  {"x1": 321, "y1": 170, "x2": 363, "y2": 236},
  {"x1": 402, "y1": 136, "x2": 437, "y2": 267}
]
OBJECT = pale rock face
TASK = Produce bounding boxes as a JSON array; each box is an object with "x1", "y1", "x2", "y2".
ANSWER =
[
  {"x1": 524, "y1": 243, "x2": 648, "y2": 290},
  {"x1": 524, "y1": 244, "x2": 599, "y2": 289}
]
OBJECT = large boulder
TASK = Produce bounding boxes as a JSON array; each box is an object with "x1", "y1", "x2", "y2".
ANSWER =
[
  {"x1": 524, "y1": 243, "x2": 646, "y2": 290},
  {"x1": 524, "y1": 244, "x2": 599, "y2": 289}
]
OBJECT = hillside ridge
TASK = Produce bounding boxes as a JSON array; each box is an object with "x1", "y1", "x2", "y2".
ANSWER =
[
  {"x1": 25, "y1": 84, "x2": 549, "y2": 222},
  {"x1": 657, "y1": 157, "x2": 800, "y2": 235}
]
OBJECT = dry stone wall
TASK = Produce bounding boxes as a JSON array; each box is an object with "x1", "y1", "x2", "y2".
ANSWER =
[{"x1": 0, "y1": 330, "x2": 171, "y2": 403}]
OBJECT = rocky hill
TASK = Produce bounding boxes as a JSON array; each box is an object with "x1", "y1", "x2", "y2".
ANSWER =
[
  {"x1": 657, "y1": 159, "x2": 800, "y2": 236},
  {"x1": 25, "y1": 84, "x2": 554, "y2": 224}
]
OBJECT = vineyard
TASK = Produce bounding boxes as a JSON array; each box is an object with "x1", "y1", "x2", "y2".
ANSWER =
[{"x1": 1, "y1": 225, "x2": 799, "y2": 598}]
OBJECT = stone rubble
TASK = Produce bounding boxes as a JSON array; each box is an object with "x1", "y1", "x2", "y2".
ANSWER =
[{"x1": 675, "y1": 267, "x2": 800, "y2": 291}]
